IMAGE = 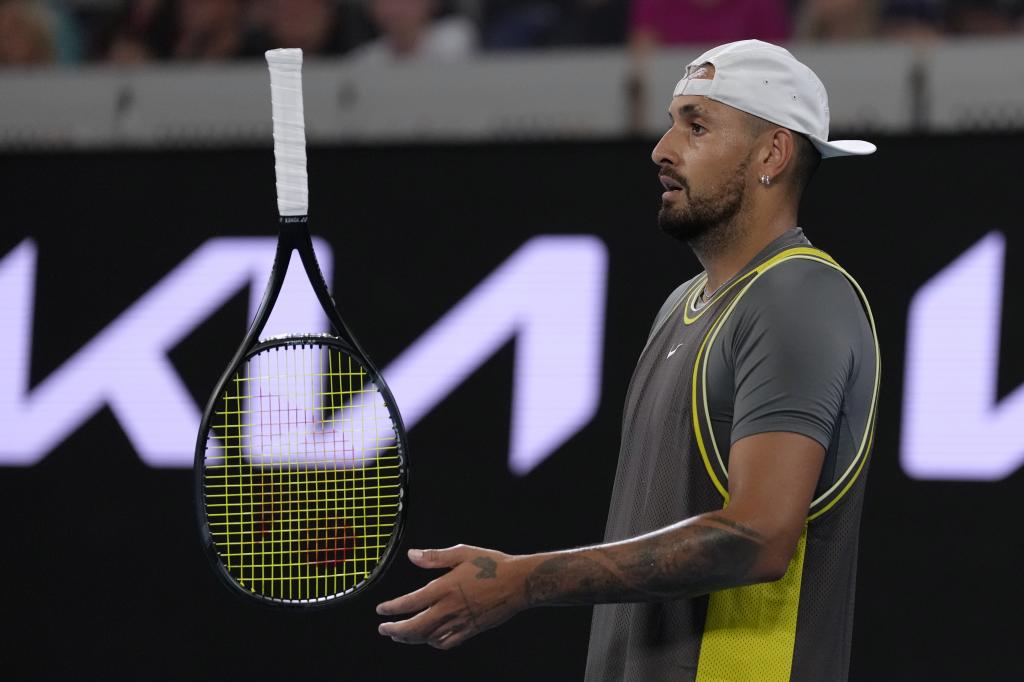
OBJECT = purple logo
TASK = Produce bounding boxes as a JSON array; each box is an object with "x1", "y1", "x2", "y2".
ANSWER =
[
  {"x1": 902, "y1": 231, "x2": 1024, "y2": 480},
  {"x1": 0, "y1": 236, "x2": 607, "y2": 475}
]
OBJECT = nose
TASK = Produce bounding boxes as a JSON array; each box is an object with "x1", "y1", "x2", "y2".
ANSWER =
[{"x1": 651, "y1": 127, "x2": 679, "y2": 167}]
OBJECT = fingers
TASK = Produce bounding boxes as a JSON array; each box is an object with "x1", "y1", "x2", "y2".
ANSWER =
[
  {"x1": 407, "y1": 544, "x2": 477, "y2": 569},
  {"x1": 428, "y1": 623, "x2": 470, "y2": 650},
  {"x1": 376, "y1": 546, "x2": 474, "y2": 615},
  {"x1": 376, "y1": 581, "x2": 441, "y2": 616},
  {"x1": 377, "y1": 544, "x2": 494, "y2": 650},
  {"x1": 382, "y1": 612, "x2": 477, "y2": 650},
  {"x1": 379, "y1": 606, "x2": 462, "y2": 645}
]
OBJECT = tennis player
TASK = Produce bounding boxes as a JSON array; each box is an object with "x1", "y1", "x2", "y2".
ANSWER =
[{"x1": 377, "y1": 39, "x2": 879, "y2": 682}]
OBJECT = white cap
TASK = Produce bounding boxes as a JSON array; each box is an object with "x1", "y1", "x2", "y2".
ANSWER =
[{"x1": 673, "y1": 39, "x2": 876, "y2": 159}]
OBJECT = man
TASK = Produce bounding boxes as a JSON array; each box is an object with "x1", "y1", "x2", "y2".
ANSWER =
[
  {"x1": 349, "y1": 0, "x2": 477, "y2": 63},
  {"x1": 376, "y1": 39, "x2": 880, "y2": 682}
]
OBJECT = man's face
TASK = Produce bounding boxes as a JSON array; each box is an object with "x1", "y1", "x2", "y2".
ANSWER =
[{"x1": 651, "y1": 80, "x2": 757, "y2": 243}]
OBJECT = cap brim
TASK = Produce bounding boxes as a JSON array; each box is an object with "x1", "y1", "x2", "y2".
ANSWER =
[{"x1": 810, "y1": 138, "x2": 877, "y2": 159}]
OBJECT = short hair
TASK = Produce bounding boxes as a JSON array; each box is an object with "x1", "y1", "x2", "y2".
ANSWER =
[
  {"x1": 790, "y1": 133, "x2": 821, "y2": 195},
  {"x1": 746, "y1": 115, "x2": 820, "y2": 196}
]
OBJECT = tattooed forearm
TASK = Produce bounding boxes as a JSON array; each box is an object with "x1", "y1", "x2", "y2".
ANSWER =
[
  {"x1": 703, "y1": 514, "x2": 761, "y2": 540},
  {"x1": 597, "y1": 524, "x2": 760, "y2": 596},
  {"x1": 523, "y1": 516, "x2": 765, "y2": 607},
  {"x1": 524, "y1": 554, "x2": 635, "y2": 606}
]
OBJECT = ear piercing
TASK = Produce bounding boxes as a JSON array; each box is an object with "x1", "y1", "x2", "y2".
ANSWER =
[{"x1": 760, "y1": 174, "x2": 772, "y2": 186}]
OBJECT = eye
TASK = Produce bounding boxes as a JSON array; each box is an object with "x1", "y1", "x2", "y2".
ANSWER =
[{"x1": 691, "y1": 123, "x2": 707, "y2": 136}]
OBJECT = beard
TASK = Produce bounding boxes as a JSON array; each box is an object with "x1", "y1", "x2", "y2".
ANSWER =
[{"x1": 657, "y1": 156, "x2": 749, "y2": 250}]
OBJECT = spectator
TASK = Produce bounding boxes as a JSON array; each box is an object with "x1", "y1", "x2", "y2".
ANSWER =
[
  {"x1": 629, "y1": 0, "x2": 790, "y2": 48},
  {"x1": 173, "y1": 0, "x2": 251, "y2": 60},
  {"x1": 946, "y1": 0, "x2": 1021, "y2": 34},
  {"x1": 349, "y1": 0, "x2": 477, "y2": 64},
  {"x1": 879, "y1": 0, "x2": 943, "y2": 41},
  {"x1": 795, "y1": 0, "x2": 881, "y2": 41},
  {"x1": 248, "y1": 0, "x2": 356, "y2": 56},
  {"x1": 483, "y1": 0, "x2": 627, "y2": 50},
  {"x1": 37, "y1": 0, "x2": 84, "y2": 63},
  {"x1": 553, "y1": 0, "x2": 629, "y2": 45},
  {"x1": 105, "y1": 0, "x2": 175, "y2": 64},
  {"x1": 0, "y1": 0, "x2": 56, "y2": 65},
  {"x1": 626, "y1": 0, "x2": 789, "y2": 134},
  {"x1": 482, "y1": 0, "x2": 560, "y2": 49}
]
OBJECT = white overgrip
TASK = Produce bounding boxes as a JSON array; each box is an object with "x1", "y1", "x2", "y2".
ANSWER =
[{"x1": 266, "y1": 48, "x2": 308, "y2": 217}]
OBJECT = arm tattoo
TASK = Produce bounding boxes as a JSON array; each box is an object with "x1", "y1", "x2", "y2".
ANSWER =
[
  {"x1": 523, "y1": 517, "x2": 764, "y2": 607},
  {"x1": 524, "y1": 554, "x2": 623, "y2": 606},
  {"x1": 704, "y1": 514, "x2": 761, "y2": 540},
  {"x1": 472, "y1": 556, "x2": 497, "y2": 579}
]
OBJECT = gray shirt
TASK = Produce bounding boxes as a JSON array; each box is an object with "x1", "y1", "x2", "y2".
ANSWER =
[
  {"x1": 587, "y1": 227, "x2": 879, "y2": 681},
  {"x1": 654, "y1": 229, "x2": 875, "y2": 500}
]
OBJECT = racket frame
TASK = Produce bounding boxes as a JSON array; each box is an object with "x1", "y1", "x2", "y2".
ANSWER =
[{"x1": 194, "y1": 216, "x2": 409, "y2": 608}]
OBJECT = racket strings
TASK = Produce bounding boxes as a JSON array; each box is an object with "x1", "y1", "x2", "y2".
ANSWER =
[{"x1": 203, "y1": 342, "x2": 403, "y2": 602}]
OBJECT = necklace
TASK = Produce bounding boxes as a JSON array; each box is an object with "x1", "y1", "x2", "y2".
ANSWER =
[{"x1": 699, "y1": 280, "x2": 720, "y2": 304}]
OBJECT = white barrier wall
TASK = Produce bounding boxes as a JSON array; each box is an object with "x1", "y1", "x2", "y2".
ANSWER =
[{"x1": 1, "y1": 39, "x2": 1022, "y2": 148}]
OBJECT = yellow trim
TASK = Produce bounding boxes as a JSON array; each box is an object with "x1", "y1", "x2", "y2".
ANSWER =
[
  {"x1": 691, "y1": 248, "x2": 833, "y2": 500},
  {"x1": 807, "y1": 411, "x2": 876, "y2": 521},
  {"x1": 683, "y1": 270, "x2": 754, "y2": 325},
  {"x1": 703, "y1": 255, "x2": 837, "y2": 483},
  {"x1": 692, "y1": 334, "x2": 730, "y2": 501},
  {"x1": 690, "y1": 246, "x2": 881, "y2": 518},
  {"x1": 662, "y1": 277, "x2": 709, "y2": 333},
  {"x1": 805, "y1": 260, "x2": 881, "y2": 517},
  {"x1": 696, "y1": 527, "x2": 808, "y2": 682},
  {"x1": 639, "y1": 277, "x2": 708, "y2": 358}
]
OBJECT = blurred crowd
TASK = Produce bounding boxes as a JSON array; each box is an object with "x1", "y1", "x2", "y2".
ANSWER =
[{"x1": 1, "y1": 0, "x2": 1023, "y2": 67}]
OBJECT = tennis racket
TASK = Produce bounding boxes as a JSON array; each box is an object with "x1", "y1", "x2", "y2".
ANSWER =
[{"x1": 194, "y1": 48, "x2": 408, "y2": 606}]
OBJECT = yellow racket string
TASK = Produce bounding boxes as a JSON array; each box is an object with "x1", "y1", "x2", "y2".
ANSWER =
[{"x1": 203, "y1": 343, "x2": 403, "y2": 602}]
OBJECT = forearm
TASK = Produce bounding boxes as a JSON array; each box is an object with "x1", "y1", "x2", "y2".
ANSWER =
[
  {"x1": 520, "y1": 512, "x2": 776, "y2": 607},
  {"x1": 374, "y1": 512, "x2": 789, "y2": 647}
]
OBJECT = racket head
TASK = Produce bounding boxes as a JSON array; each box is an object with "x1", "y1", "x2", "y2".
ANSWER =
[{"x1": 195, "y1": 333, "x2": 408, "y2": 607}]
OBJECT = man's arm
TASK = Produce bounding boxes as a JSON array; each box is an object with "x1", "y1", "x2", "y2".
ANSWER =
[{"x1": 376, "y1": 431, "x2": 824, "y2": 649}]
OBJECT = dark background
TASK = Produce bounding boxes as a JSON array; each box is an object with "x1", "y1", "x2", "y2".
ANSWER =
[{"x1": 1, "y1": 136, "x2": 1021, "y2": 680}]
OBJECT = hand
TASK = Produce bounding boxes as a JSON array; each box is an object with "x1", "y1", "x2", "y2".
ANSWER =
[{"x1": 376, "y1": 545, "x2": 529, "y2": 650}]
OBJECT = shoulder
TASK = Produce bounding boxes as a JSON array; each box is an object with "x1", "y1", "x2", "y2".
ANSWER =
[
  {"x1": 727, "y1": 255, "x2": 871, "y2": 349},
  {"x1": 744, "y1": 255, "x2": 865, "y2": 319}
]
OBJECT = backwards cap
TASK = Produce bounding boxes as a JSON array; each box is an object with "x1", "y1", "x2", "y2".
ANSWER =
[{"x1": 674, "y1": 40, "x2": 876, "y2": 159}]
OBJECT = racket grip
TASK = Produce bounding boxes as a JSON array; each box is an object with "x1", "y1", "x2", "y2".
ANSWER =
[{"x1": 266, "y1": 48, "x2": 308, "y2": 217}]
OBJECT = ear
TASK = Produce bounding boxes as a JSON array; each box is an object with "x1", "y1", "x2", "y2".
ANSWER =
[{"x1": 758, "y1": 128, "x2": 796, "y2": 186}]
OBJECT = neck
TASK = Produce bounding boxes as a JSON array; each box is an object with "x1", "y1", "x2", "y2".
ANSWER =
[{"x1": 690, "y1": 209, "x2": 798, "y2": 294}]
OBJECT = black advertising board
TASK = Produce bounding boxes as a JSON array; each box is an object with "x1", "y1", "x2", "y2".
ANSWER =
[{"x1": 1, "y1": 136, "x2": 1021, "y2": 680}]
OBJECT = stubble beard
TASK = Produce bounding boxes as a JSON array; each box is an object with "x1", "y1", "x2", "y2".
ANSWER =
[{"x1": 658, "y1": 156, "x2": 750, "y2": 256}]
